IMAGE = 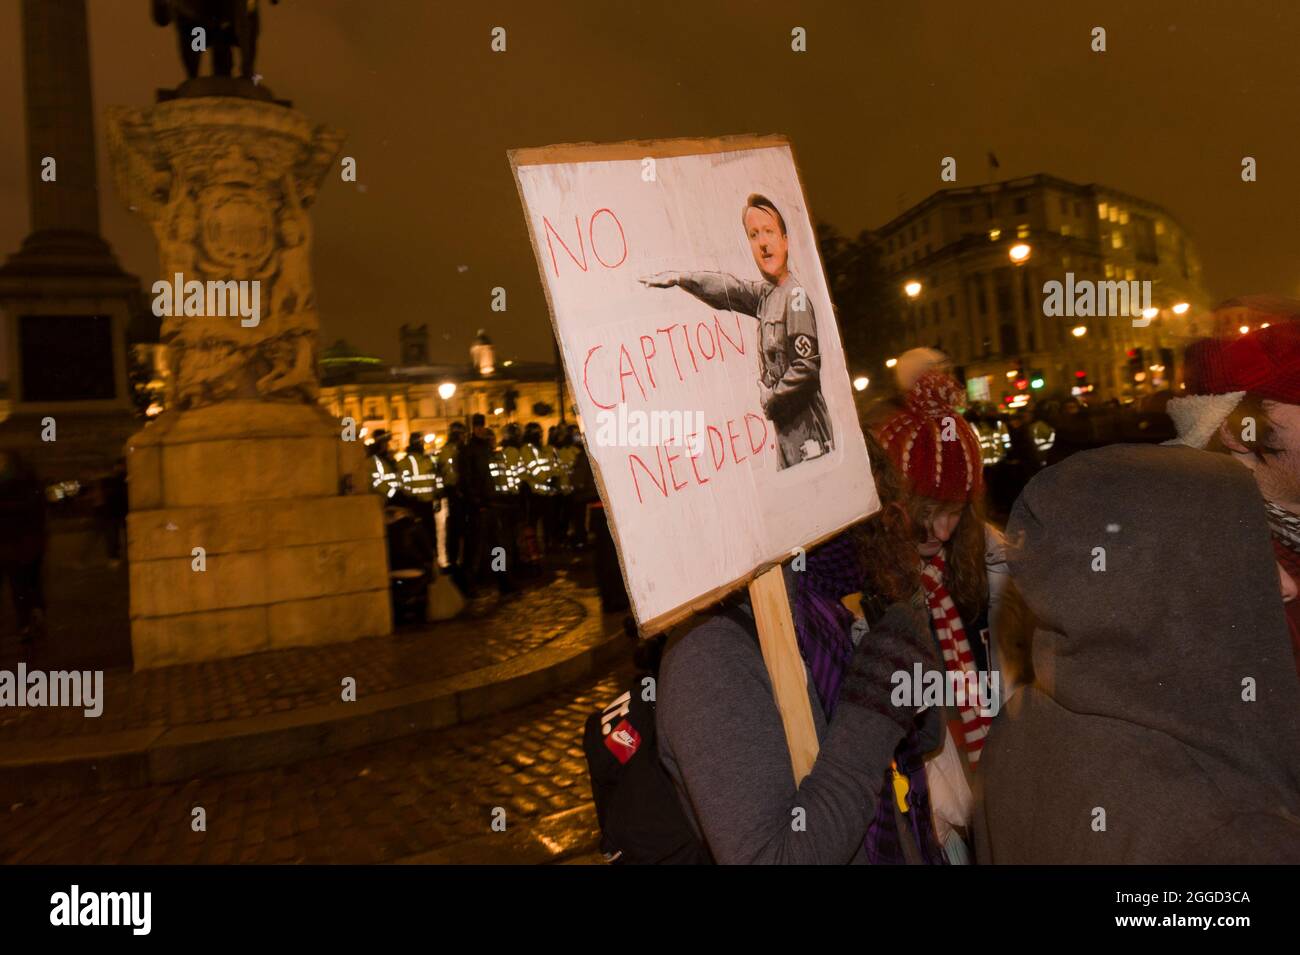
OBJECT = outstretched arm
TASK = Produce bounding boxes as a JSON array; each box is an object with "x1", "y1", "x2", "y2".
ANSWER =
[{"x1": 640, "y1": 271, "x2": 765, "y2": 317}]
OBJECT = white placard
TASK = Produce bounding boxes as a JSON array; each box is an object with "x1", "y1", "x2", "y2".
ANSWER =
[{"x1": 512, "y1": 135, "x2": 877, "y2": 631}]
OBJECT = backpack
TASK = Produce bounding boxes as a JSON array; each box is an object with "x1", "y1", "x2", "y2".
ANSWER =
[{"x1": 583, "y1": 605, "x2": 753, "y2": 864}]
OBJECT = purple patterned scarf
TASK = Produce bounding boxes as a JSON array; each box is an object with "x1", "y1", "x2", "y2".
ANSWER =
[{"x1": 791, "y1": 530, "x2": 947, "y2": 865}]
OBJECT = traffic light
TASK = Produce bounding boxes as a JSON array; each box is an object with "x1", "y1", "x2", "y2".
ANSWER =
[
  {"x1": 1029, "y1": 369, "x2": 1045, "y2": 390},
  {"x1": 1127, "y1": 348, "x2": 1145, "y2": 376}
]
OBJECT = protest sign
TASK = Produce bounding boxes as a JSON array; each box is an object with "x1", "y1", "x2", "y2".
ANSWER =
[
  {"x1": 513, "y1": 135, "x2": 879, "y2": 779},
  {"x1": 511, "y1": 135, "x2": 876, "y2": 634}
]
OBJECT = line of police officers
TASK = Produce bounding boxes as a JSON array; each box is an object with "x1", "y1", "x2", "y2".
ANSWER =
[{"x1": 351, "y1": 414, "x2": 590, "y2": 596}]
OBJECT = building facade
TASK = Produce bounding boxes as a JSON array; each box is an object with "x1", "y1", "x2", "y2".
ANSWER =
[
  {"x1": 873, "y1": 174, "x2": 1215, "y2": 405},
  {"x1": 317, "y1": 326, "x2": 573, "y2": 451}
]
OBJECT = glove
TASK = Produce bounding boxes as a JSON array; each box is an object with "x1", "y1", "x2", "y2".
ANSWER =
[{"x1": 838, "y1": 593, "x2": 942, "y2": 733}]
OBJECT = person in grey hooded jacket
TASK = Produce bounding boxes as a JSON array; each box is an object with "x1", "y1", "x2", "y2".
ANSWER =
[{"x1": 976, "y1": 443, "x2": 1300, "y2": 863}]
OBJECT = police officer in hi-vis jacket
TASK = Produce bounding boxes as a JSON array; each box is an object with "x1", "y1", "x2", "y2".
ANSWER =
[{"x1": 640, "y1": 193, "x2": 834, "y2": 470}]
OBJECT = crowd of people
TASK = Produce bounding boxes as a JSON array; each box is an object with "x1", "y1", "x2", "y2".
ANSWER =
[
  {"x1": 611, "y1": 301, "x2": 1300, "y2": 865},
  {"x1": 350, "y1": 414, "x2": 599, "y2": 600}
]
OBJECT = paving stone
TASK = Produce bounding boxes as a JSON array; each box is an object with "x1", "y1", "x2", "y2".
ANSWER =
[
  {"x1": 0, "y1": 575, "x2": 589, "y2": 744},
  {"x1": 0, "y1": 660, "x2": 631, "y2": 864}
]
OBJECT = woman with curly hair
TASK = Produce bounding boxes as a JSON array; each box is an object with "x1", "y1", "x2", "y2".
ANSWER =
[{"x1": 868, "y1": 370, "x2": 1019, "y2": 862}]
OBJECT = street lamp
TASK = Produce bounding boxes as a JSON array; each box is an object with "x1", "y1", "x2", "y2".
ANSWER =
[
  {"x1": 904, "y1": 280, "x2": 922, "y2": 298},
  {"x1": 1008, "y1": 243, "x2": 1031, "y2": 264},
  {"x1": 1172, "y1": 302, "x2": 1190, "y2": 315},
  {"x1": 438, "y1": 382, "x2": 457, "y2": 400},
  {"x1": 1072, "y1": 325, "x2": 1087, "y2": 338},
  {"x1": 885, "y1": 357, "x2": 898, "y2": 369},
  {"x1": 1239, "y1": 325, "x2": 1250, "y2": 335},
  {"x1": 1142, "y1": 307, "x2": 1158, "y2": 321},
  {"x1": 853, "y1": 376, "x2": 869, "y2": 392}
]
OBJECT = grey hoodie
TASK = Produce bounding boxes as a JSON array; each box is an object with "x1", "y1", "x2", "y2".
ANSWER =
[
  {"x1": 976, "y1": 444, "x2": 1300, "y2": 863},
  {"x1": 657, "y1": 568, "x2": 928, "y2": 864}
]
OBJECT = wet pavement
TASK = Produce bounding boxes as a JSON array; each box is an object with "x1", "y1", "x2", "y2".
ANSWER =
[{"x1": 0, "y1": 655, "x2": 634, "y2": 864}]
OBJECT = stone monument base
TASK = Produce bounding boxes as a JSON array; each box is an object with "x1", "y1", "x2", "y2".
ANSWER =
[{"x1": 126, "y1": 401, "x2": 391, "y2": 669}]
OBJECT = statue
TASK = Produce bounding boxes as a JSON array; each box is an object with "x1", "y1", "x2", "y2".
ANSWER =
[
  {"x1": 107, "y1": 102, "x2": 343, "y2": 412},
  {"x1": 151, "y1": 0, "x2": 279, "y2": 79}
]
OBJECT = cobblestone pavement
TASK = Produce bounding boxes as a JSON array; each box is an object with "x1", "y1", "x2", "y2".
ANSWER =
[
  {"x1": 0, "y1": 572, "x2": 588, "y2": 743},
  {"x1": 0, "y1": 655, "x2": 635, "y2": 864}
]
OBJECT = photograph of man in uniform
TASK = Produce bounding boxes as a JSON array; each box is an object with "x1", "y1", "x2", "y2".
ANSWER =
[{"x1": 640, "y1": 193, "x2": 834, "y2": 470}]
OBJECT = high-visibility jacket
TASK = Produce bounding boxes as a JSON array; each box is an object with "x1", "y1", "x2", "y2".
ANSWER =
[
  {"x1": 435, "y1": 442, "x2": 460, "y2": 493},
  {"x1": 553, "y1": 445, "x2": 578, "y2": 494},
  {"x1": 521, "y1": 443, "x2": 555, "y2": 495},
  {"x1": 501, "y1": 445, "x2": 527, "y2": 492},
  {"x1": 975, "y1": 422, "x2": 1006, "y2": 466},
  {"x1": 363, "y1": 452, "x2": 402, "y2": 499},
  {"x1": 1031, "y1": 420, "x2": 1056, "y2": 453},
  {"x1": 398, "y1": 451, "x2": 441, "y2": 500},
  {"x1": 489, "y1": 449, "x2": 521, "y2": 496}
]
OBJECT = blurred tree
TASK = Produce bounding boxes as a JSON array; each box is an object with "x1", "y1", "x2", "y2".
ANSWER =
[{"x1": 816, "y1": 222, "x2": 901, "y2": 374}]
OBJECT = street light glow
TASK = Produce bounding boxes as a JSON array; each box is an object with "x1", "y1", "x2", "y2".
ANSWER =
[
  {"x1": 1172, "y1": 302, "x2": 1190, "y2": 315},
  {"x1": 885, "y1": 357, "x2": 898, "y2": 368},
  {"x1": 1072, "y1": 325, "x2": 1087, "y2": 337},
  {"x1": 1239, "y1": 325, "x2": 1250, "y2": 335},
  {"x1": 904, "y1": 280, "x2": 922, "y2": 298},
  {"x1": 1142, "y1": 307, "x2": 1158, "y2": 320},
  {"x1": 438, "y1": 382, "x2": 457, "y2": 400},
  {"x1": 853, "y1": 376, "x2": 869, "y2": 392},
  {"x1": 1009, "y1": 243, "x2": 1031, "y2": 263}
]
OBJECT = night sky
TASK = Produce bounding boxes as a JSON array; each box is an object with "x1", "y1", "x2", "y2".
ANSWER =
[{"x1": 1, "y1": 0, "x2": 1298, "y2": 367}]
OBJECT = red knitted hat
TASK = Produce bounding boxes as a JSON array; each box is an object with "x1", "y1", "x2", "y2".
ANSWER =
[
  {"x1": 1185, "y1": 314, "x2": 1300, "y2": 403},
  {"x1": 876, "y1": 371, "x2": 983, "y2": 503}
]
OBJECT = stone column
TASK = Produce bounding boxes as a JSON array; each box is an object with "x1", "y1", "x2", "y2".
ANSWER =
[
  {"x1": 0, "y1": 0, "x2": 138, "y2": 485},
  {"x1": 1028, "y1": 266, "x2": 1045, "y2": 357},
  {"x1": 981, "y1": 271, "x2": 998, "y2": 354},
  {"x1": 1012, "y1": 266, "x2": 1029, "y2": 358},
  {"x1": 107, "y1": 96, "x2": 391, "y2": 669}
]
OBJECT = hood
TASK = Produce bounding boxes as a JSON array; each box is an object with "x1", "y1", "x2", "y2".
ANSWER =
[{"x1": 1005, "y1": 443, "x2": 1299, "y2": 797}]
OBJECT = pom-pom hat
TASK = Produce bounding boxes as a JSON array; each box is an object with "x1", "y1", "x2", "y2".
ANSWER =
[{"x1": 876, "y1": 371, "x2": 983, "y2": 503}]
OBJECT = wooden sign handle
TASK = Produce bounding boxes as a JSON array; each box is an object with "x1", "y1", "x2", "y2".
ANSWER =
[{"x1": 748, "y1": 566, "x2": 819, "y2": 785}]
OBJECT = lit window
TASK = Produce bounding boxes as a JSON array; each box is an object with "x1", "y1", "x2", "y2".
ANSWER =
[
  {"x1": 1061, "y1": 225, "x2": 1071, "y2": 236},
  {"x1": 1112, "y1": 232, "x2": 1123, "y2": 249},
  {"x1": 1119, "y1": 210, "x2": 1129, "y2": 225},
  {"x1": 1098, "y1": 202, "x2": 1108, "y2": 219},
  {"x1": 1017, "y1": 224, "x2": 1030, "y2": 238},
  {"x1": 1109, "y1": 207, "x2": 1119, "y2": 223},
  {"x1": 1155, "y1": 220, "x2": 1165, "y2": 235},
  {"x1": 1104, "y1": 263, "x2": 1114, "y2": 278},
  {"x1": 1125, "y1": 268, "x2": 1135, "y2": 281}
]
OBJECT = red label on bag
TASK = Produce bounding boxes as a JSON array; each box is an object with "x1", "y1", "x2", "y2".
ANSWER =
[{"x1": 604, "y1": 719, "x2": 641, "y2": 764}]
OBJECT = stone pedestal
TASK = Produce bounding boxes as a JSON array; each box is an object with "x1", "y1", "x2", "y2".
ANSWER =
[
  {"x1": 126, "y1": 402, "x2": 389, "y2": 668},
  {"x1": 108, "y1": 95, "x2": 391, "y2": 669}
]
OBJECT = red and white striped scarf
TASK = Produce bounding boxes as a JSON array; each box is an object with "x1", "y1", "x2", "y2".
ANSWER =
[{"x1": 920, "y1": 554, "x2": 991, "y2": 766}]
